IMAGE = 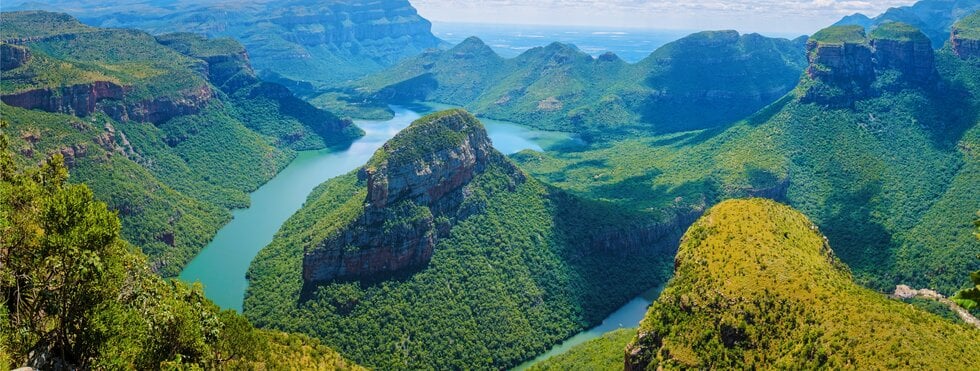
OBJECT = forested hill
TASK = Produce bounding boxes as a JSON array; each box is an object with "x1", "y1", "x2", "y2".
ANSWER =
[
  {"x1": 0, "y1": 11, "x2": 362, "y2": 276},
  {"x1": 514, "y1": 19, "x2": 980, "y2": 295},
  {"x1": 343, "y1": 31, "x2": 807, "y2": 138},
  {"x1": 8, "y1": 0, "x2": 445, "y2": 89},
  {"x1": 0, "y1": 127, "x2": 362, "y2": 369},
  {"x1": 626, "y1": 199, "x2": 980, "y2": 369},
  {"x1": 244, "y1": 110, "x2": 689, "y2": 369}
]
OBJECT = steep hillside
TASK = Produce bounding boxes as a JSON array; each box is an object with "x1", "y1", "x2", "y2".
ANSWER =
[
  {"x1": 245, "y1": 110, "x2": 687, "y2": 369},
  {"x1": 515, "y1": 21, "x2": 980, "y2": 294},
  {"x1": 835, "y1": 0, "x2": 980, "y2": 47},
  {"x1": 345, "y1": 31, "x2": 806, "y2": 137},
  {"x1": 0, "y1": 136, "x2": 360, "y2": 370},
  {"x1": 625, "y1": 199, "x2": 980, "y2": 369},
  {"x1": 0, "y1": 11, "x2": 360, "y2": 276},
  {"x1": 12, "y1": 0, "x2": 444, "y2": 88}
]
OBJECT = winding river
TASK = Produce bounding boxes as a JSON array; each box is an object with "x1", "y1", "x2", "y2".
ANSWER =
[{"x1": 178, "y1": 105, "x2": 659, "y2": 367}]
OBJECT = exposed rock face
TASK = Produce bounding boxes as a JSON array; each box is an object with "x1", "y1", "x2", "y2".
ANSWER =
[
  {"x1": 869, "y1": 23, "x2": 936, "y2": 82},
  {"x1": 303, "y1": 110, "x2": 523, "y2": 284},
  {"x1": 805, "y1": 35, "x2": 875, "y2": 91},
  {"x1": 951, "y1": 12, "x2": 980, "y2": 60},
  {"x1": 1, "y1": 43, "x2": 31, "y2": 69},
  {"x1": 802, "y1": 23, "x2": 937, "y2": 105},
  {"x1": 101, "y1": 84, "x2": 214, "y2": 124},
  {"x1": 951, "y1": 31, "x2": 980, "y2": 59},
  {"x1": 1, "y1": 81, "x2": 126, "y2": 116}
]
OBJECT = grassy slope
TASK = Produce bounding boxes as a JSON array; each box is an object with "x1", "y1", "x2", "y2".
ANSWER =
[
  {"x1": 245, "y1": 112, "x2": 674, "y2": 369},
  {"x1": 629, "y1": 199, "x2": 980, "y2": 369}
]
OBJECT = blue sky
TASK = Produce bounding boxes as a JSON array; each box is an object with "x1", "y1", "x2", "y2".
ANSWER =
[{"x1": 412, "y1": 0, "x2": 918, "y2": 34}]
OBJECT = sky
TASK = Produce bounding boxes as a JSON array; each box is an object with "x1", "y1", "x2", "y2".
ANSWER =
[{"x1": 412, "y1": 0, "x2": 920, "y2": 35}]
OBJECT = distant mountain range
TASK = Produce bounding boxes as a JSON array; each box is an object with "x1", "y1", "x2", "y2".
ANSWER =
[
  {"x1": 835, "y1": 0, "x2": 980, "y2": 47},
  {"x1": 8, "y1": 0, "x2": 445, "y2": 89},
  {"x1": 342, "y1": 31, "x2": 808, "y2": 137}
]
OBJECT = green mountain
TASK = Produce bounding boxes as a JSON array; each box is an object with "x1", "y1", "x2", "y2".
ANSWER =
[
  {"x1": 514, "y1": 20, "x2": 980, "y2": 294},
  {"x1": 10, "y1": 0, "x2": 445, "y2": 89},
  {"x1": 244, "y1": 109, "x2": 687, "y2": 369},
  {"x1": 835, "y1": 0, "x2": 980, "y2": 47},
  {"x1": 625, "y1": 199, "x2": 980, "y2": 369},
  {"x1": 342, "y1": 31, "x2": 807, "y2": 137},
  {"x1": 0, "y1": 133, "x2": 361, "y2": 370},
  {"x1": 0, "y1": 11, "x2": 361, "y2": 276}
]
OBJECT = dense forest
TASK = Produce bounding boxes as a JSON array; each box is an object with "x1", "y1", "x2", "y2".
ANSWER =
[{"x1": 0, "y1": 121, "x2": 360, "y2": 369}]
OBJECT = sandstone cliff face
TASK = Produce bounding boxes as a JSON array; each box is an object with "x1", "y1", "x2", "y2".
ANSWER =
[
  {"x1": 951, "y1": 13, "x2": 980, "y2": 60},
  {"x1": 870, "y1": 37, "x2": 935, "y2": 82},
  {"x1": 952, "y1": 32, "x2": 980, "y2": 59},
  {"x1": 1, "y1": 81, "x2": 126, "y2": 116},
  {"x1": 303, "y1": 110, "x2": 523, "y2": 283},
  {"x1": 0, "y1": 43, "x2": 31, "y2": 70},
  {"x1": 805, "y1": 41, "x2": 874, "y2": 84},
  {"x1": 801, "y1": 24, "x2": 937, "y2": 105},
  {"x1": 101, "y1": 84, "x2": 214, "y2": 124}
]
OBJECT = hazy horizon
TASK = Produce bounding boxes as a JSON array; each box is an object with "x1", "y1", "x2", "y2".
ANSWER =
[{"x1": 413, "y1": 0, "x2": 919, "y2": 35}]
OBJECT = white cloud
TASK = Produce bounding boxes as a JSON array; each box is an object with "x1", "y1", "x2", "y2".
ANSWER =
[{"x1": 411, "y1": 0, "x2": 918, "y2": 34}]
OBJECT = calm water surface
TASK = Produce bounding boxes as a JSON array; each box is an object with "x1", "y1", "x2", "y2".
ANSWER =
[{"x1": 514, "y1": 285, "x2": 665, "y2": 370}]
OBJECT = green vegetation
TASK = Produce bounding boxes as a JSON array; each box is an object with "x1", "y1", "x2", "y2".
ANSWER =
[
  {"x1": 0, "y1": 10, "x2": 94, "y2": 39},
  {"x1": 870, "y1": 22, "x2": 931, "y2": 42},
  {"x1": 1, "y1": 12, "x2": 359, "y2": 275},
  {"x1": 809, "y1": 24, "x2": 868, "y2": 44},
  {"x1": 245, "y1": 110, "x2": 674, "y2": 369},
  {"x1": 529, "y1": 328, "x2": 636, "y2": 371},
  {"x1": 954, "y1": 11, "x2": 980, "y2": 39},
  {"x1": 38, "y1": 0, "x2": 443, "y2": 87},
  {"x1": 516, "y1": 45, "x2": 980, "y2": 294},
  {"x1": 346, "y1": 31, "x2": 806, "y2": 136},
  {"x1": 365, "y1": 108, "x2": 474, "y2": 169},
  {"x1": 0, "y1": 125, "x2": 361, "y2": 369},
  {"x1": 627, "y1": 199, "x2": 980, "y2": 369}
]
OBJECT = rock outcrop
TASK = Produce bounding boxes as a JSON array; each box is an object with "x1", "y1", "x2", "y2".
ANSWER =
[
  {"x1": 303, "y1": 110, "x2": 523, "y2": 284},
  {"x1": 0, "y1": 43, "x2": 31, "y2": 70},
  {"x1": 801, "y1": 23, "x2": 937, "y2": 105},
  {"x1": 1, "y1": 81, "x2": 126, "y2": 116},
  {"x1": 951, "y1": 11, "x2": 980, "y2": 60},
  {"x1": 869, "y1": 22, "x2": 935, "y2": 82}
]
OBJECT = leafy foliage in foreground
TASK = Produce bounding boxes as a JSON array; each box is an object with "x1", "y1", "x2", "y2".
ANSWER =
[
  {"x1": 627, "y1": 199, "x2": 980, "y2": 370},
  {"x1": 0, "y1": 129, "x2": 361, "y2": 369}
]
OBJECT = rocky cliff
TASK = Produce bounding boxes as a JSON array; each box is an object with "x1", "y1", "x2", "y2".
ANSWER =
[
  {"x1": 951, "y1": 11, "x2": 980, "y2": 59},
  {"x1": 0, "y1": 43, "x2": 31, "y2": 70},
  {"x1": 801, "y1": 23, "x2": 937, "y2": 105},
  {"x1": 0, "y1": 81, "x2": 126, "y2": 116},
  {"x1": 303, "y1": 110, "x2": 523, "y2": 283},
  {"x1": 55, "y1": 0, "x2": 444, "y2": 86},
  {"x1": 869, "y1": 22, "x2": 936, "y2": 82}
]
